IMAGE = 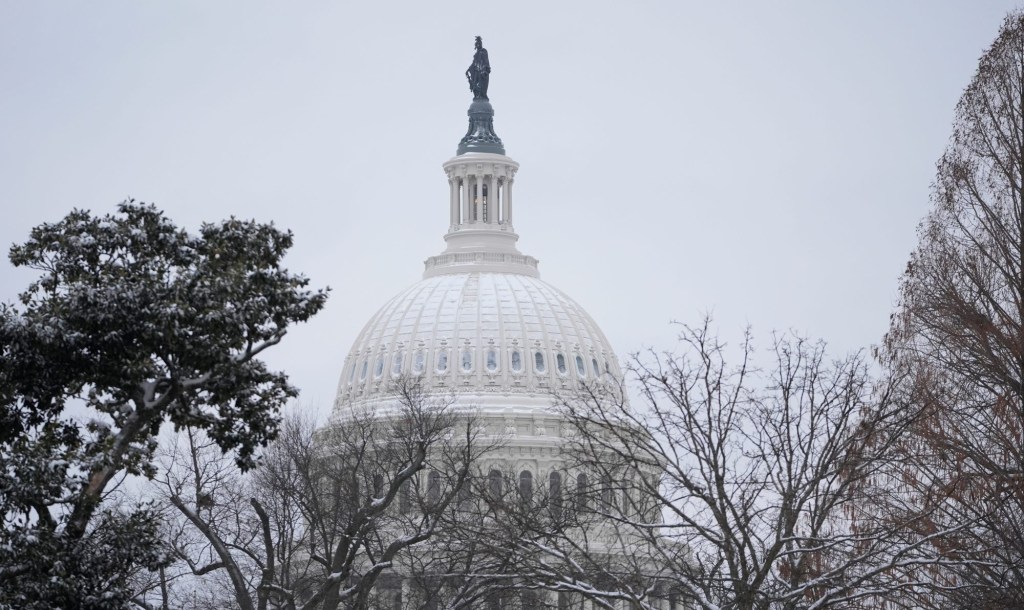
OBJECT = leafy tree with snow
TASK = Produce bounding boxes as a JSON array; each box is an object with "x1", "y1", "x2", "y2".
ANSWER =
[{"x1": 0, "y1": 201, "x2": 327, "y2": 609}]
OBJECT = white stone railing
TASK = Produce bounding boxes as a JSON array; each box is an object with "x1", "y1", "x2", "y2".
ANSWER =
[{"x1": 423, "y1": 251, "x2": 539, "y2": 273}]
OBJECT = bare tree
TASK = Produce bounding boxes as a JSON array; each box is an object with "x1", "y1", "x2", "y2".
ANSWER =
[
  {"x1": 878, "y1": 10, "x2": 1024, "y2": 607},
  {"x1": 451, "y1": 321, "x2": 935, "y2": 610},
  {"x1": 143, "y1": 379, "x2": 489, "y2": 610}
]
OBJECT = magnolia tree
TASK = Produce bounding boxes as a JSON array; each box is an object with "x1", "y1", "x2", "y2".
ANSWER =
[
  {"x1": 0, "y1": 202, "x2": 327, "y2": 609},
  {"x1": 880, "y1": 11, "x2": 1024, "y2": 607}
]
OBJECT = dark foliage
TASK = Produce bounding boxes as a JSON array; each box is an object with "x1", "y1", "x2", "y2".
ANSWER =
[{"x1": 0, "y1": 201, "x2": 327, "y2": 609}]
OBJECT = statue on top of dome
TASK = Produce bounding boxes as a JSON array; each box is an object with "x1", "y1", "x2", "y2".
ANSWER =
[{"x1": 466, "y1": 36, "x2": 490, "y2": 101}]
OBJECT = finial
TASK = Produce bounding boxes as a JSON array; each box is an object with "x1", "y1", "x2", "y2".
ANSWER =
[{"x1": 457, "y1": 36, "x2": 505, "y2": 155}]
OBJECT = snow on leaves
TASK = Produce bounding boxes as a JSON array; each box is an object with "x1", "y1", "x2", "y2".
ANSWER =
[{"x1": 0, "y1": 201, "x2": 327, "y2": 608}]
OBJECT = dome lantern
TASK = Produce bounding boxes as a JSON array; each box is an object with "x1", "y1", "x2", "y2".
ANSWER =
[{"x1": 425, "y1": 37, "x2": 538, "y2": 279}]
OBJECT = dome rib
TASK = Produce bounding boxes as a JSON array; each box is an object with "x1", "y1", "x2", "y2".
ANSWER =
[{"x1": 333, "y1": 272, "x2": 621, "y2": 416}]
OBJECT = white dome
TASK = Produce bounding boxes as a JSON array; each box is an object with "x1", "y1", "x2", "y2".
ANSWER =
[{"x1": 333, "y1": 271, "x2": 622, "y2": 415}]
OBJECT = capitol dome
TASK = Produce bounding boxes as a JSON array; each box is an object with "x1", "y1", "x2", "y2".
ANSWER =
[
  {"x1": 333, "y1": 272, "x2": 622, "y2": 414},
  {"x1": 317, "y1": 39, "x2": 653, "y2": 610},
  {"x1": 331, "y1": 56, "x2": 622, "y2": 420}
]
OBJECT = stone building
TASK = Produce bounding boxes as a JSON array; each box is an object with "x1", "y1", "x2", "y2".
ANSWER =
[{"x1": 325, "y1": 41, "x2": 659, "y2": 609}]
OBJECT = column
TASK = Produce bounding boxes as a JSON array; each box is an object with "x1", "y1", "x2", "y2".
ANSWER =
[
  {"x1": 504, "y1": 178, "x2": 513, "y2": 225},
  {"x1": 474, "y1": 176, "x2": 482, "y2": 223},
  {"x1": 449, "y1": 176, "x2": 459, "y2": 227},
  {"x1": 461, "y1": 172, "x2": 470, "y2": 224},
  {"x1": 489, "y1": 174, "x2": 498, "y2": 225}
]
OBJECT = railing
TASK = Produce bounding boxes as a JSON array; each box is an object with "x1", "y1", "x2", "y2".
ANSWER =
[{"x1": 423, "y1": 251, "x2": 539, "y2": 272}]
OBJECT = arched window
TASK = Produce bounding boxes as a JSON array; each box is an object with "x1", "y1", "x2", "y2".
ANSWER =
[
  {"x1": 372, "y1": 473, "x2": 384, "y2": 500},
  {"x1": 575, "y1": 355, "x2": 586, "y2": 377},
  {"x1": 591, "y1": 358, "x2": 600, "y2": 377},
  {"x1": 576, "y1": 473, "x2": 590, "y2": 512},
  {"x1": 374, "y1": 356, "x2": 384, "y2": 378},
  {"x1": 348, "y1": 362, "x2": 357, "y2": 384},
  {"x1": 348, "y1": 477, "x2": 360, "y2": 507},
  {"x1": 488, "y1": 469, "x2": 503, "y2": 499},
  {"x1": 511, "y1": 350, "x2": 522, "y2": 372},
  {"x1": 519, "y1": 470, "x2": 533, "y2": 503},
  {"x1": 458, "y1": 476, "x2": 473, "y2": 508},
  {"x1": 427, "y1": 471, "x2": 441, "y2": 506},
  {"x1": 486, "y1": 349, "x2": 498, "y2": 372},
  {"x1": 461, "y1": 349, "x2": 473, "y2": 372},
  {"x1": 400, "y1": 479, "x2": 411, "y2": 514},
  {"x1": 644, "y1": 473, "x2": 659, "y2": 522},
  {"x1": 360, "y1": 360, "x2": 368, "y2": 381},
  {"x1": 437, "y1": 350, "x2": 448, "y2": 373},
  {"x1": 556, "y1": 353, "x2": 567, "y2": 374},
  {"x1": 391, "y1": 352, "x2": 403, "y2": 377},
  {"x1": 622, "y1": 480, "x2": 634, "y2": 517},
  {"x1": 534, "y1": 351, "x2": 546, "y2": 373},
  {"x1": 413, "y1": 350, "x2": 425, "y2": 375},
  {"x1": 601, "y1": 473, "x2": 616, "y2": 510},
  {"x1": 549, "y1": 471, "x2": 563, "y2": 519}
]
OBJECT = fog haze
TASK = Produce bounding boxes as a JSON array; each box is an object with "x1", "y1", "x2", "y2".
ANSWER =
[{"x1": 1, "y1": 1, "x2": 1018, "y2": 410}]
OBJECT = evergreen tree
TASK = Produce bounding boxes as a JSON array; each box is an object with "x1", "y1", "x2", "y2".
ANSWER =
[{"x1": 0, "y1": 201, "x2": 327, "y2": 609}]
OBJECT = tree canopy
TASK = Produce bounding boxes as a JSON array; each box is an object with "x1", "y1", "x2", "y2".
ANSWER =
[
  {"x1": 881, "y1": 11, "x2": 1024, "y2": 607},
  {"x1": 0, "y1": 201, "x2": 327, "y2": 609}
]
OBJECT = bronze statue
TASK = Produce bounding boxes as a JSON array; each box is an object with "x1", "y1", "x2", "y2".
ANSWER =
[{"x1": 466, "y1": 36, "x2": 490, "y2": 101}]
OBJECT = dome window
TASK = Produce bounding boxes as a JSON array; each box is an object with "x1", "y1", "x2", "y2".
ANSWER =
[
  {"x1": 592, "y1": 358, "x2": 600, "y2": 377},
  {"x1": 437, "y1": 350, "x2": 449, "y2": 373},
  {"x1": 488, "y1": 469, "x2": 503, "y2": 498},
  {"x1": 486, "y1": 349, "x2": 498, "y2": 372},
  {"x1": 360, "y1": 360, "x2": 368, "y2": 381},
  {"x1": 575, "y1": 355, "x2": 586, "y2": 377},
  {"x1": 461, "y1": 349, "x2": 473, "y2": 372},
  {"x1": 348, "y1": 362, "x2": 357, "y2": 384},
  {"x1": 428, "y1": 471, "x2": 441, "y2": 506},
  {"x1": 413, "y1": 350, "x2": 426, "y2": 375},
  {"x1": 519, "y1": 470, "x2": 533, "y2": 503},
  {"x1": 511, "y1": 350, "x2": 522, "y2": 372},
  {"x1": 556, "y1": 353, "x2": 567, "y2": 375},
  {"x1": 374, "y1": 356, "x2": 384, "y2": 378},
  {"x1": 550, "y1": 471, "x2": 563, "y2": 519},
  {"x1": 601, "y1": 474, "x2": 616, "y2": 509},
  {"x1": 400, "y1": 480, "x2": 411, "y2": 514},
  {"x1": 391, "y1": 353, "x2": 403, "y2": 377},
  {"x1": 576, "y1": 473, "x2": 590, "y2": 512},
  {"x1": 535, "y1": 351, "x2": 546, "y2": 373}
]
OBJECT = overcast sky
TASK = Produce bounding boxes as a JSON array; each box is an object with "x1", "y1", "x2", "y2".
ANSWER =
[{"x1": 2, "y1": 1, "x2": 1021, "y2": 413}]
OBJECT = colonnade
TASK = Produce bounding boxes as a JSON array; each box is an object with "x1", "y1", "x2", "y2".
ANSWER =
[{"x1": 447, "y1": 167, "x2": 514, "y2": 228}]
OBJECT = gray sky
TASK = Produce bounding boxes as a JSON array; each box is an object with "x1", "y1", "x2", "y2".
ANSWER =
[{"x1": 1, "y1": 1, "x2": 1020, "y2": 412}]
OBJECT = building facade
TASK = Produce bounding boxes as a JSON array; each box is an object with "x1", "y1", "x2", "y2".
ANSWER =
[{"x1": 326, "y1": 41, "x2": 657, "y2": 609}]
